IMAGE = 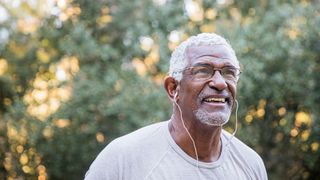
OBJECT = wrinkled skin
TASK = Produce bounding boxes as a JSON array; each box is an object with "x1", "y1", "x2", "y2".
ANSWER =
[{"x1": 164, "y1": 44, "x2": 239, "y2": 162}]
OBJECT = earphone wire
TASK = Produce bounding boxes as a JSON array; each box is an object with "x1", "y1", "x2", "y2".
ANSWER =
[
  {"x1": 173, "y1": 95, "x2": 201, "y2": 174},
  {"x1": 173, "y1": 95, "x2": 239, "y2": 177},
  {"x1": 233, "y1": 100, "x2": 239, "y2": 136},
  {"x1": 173, "y1": 99, "x2": 199, "y2": 165},
  {"x1": 225, "y1": 99, "x2": 238, "y2": 147}
]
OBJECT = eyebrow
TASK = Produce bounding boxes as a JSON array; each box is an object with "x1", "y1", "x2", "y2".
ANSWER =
[
  {"x1": 192, "y1": 62, "x2": 236, "y2": 67},
  {"x1": 192, "y1": 62, "x2": 211, "y2": 67},
  {"x1": 195, "y1": 54, "x2": 231, "y2": 60}
]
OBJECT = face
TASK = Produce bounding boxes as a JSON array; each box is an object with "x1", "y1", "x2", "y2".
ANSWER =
[{"x1": 178, "y1": 45, "x2": 239, "y2": 126}]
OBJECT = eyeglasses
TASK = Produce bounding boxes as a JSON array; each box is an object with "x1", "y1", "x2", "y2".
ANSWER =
[{"x1": 176, "y1": 64, "x2": 241, "y2": 81}]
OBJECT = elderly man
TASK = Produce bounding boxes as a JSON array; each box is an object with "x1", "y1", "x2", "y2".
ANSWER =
[{"x1": 85, "y1": 33, "x2": 268, "y2": 179}]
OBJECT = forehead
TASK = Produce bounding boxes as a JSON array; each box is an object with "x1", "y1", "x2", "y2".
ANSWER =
[{"x1": 185, "y1": 45, "x2": 238, "y2": 66}]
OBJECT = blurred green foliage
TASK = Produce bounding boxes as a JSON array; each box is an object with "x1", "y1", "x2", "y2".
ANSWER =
[{"x1": 0, "y1": 0, "x2": 319, "y2": 179}]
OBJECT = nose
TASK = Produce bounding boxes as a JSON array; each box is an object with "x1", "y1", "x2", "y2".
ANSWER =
[{"x1": 208, "y1": 71, "x2": 227, "y2": 91}]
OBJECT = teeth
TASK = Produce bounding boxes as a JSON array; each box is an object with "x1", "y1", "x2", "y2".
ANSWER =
[{"x1": 204, "y1": 98, "x2": 226, "y2": 103}]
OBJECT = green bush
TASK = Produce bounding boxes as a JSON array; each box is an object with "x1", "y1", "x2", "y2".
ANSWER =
[{"x1": 0, "y1": 0, "x2": 319, "y2": 179}]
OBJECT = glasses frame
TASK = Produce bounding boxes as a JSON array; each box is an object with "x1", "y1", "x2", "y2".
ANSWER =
[{"x1": 174, "y1": 64, "x2": 242, "y2": 82}]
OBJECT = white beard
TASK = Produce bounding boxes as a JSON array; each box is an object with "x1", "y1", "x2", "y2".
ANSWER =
[{"x1": 194, "y1": 108, "x2": 231, "y2": 126}]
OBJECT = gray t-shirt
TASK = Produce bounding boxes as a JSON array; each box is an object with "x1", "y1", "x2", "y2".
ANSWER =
[{"x1": 85, "y1": 121, "x2": 268, "y2": 180}]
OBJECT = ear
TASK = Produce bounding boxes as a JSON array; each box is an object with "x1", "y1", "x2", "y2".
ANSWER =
[{"x1": 164, "y1": 76, "x2": 178, "y2": 101}]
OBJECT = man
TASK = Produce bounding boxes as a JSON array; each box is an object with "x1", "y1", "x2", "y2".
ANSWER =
[{"x1": 85, "y1": 33, "x2": 268, "y2": 179}]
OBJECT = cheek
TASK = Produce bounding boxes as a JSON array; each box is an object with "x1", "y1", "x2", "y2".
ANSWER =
[
  {"x1": 190, "y1": 89, "x2": 201, "y2": 107},
  {"x1": 189, "y1": 85, "x2": 207, "y2": 110},
  {"x1": 180, "y1": 83, "x2": 203, "y2": 109},
  {"x1": 228, "y1": 82, "x2": 237, "y2": 99}
]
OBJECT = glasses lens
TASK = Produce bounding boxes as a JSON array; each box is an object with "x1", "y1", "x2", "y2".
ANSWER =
[
  {"x1": 188, "y1": 65, "x2": 240, "y2": 81},
  {"x1": 191, "y1": 66, "x2": 212, "y2": 80},
  {"x1": 221, "y1": 67, "x2": 239, "y2": 80}
]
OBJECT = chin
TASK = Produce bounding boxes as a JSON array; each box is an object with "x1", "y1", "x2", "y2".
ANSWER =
[{"x1": 194, "y1": 109, "x2": 231, "y2": 126}]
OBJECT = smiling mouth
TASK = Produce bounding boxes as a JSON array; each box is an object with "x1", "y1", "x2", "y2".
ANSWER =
[{"x1": 203, "y1": 97, "x2": 228, "y2": 103}]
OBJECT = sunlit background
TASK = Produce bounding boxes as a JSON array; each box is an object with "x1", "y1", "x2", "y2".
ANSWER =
[{"x1": 0, "y1": 0, "x2": 319, "y2": 179}]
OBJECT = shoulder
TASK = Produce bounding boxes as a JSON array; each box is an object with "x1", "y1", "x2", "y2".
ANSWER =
[
  {"x1": 222, "y1": 130, "x2": 268, "y2": 179},
  {"x1": 99, "y1": 120, "x2": 168, "y2": 158},
  {"x1": 112, "y1": 120, "x2": 168, "y2": 149},
  {"x1": 85, "y1": 121, "x2": 169, "y2": 179},
  {"x1": 222, "y1": 130, "x2": 261, "y2": 160}
]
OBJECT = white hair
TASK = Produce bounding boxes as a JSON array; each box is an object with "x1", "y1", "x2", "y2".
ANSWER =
[{"x1": 168, "y1": 33, "x2": 239, "y2": 81}]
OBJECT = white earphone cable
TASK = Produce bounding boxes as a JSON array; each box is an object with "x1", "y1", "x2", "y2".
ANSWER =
[
  {"x1": 173, "y1": 94, "x2": 239, "y2": 177},
  {"x1": 173, "y1": 101, "x2": 199, "y2": 165},
  {"x1": 173, "y1": 97, "x2": 201, "y2": 176},
  {"x1": 225, "y1": 99, "x2": 239, "y2": 147}
]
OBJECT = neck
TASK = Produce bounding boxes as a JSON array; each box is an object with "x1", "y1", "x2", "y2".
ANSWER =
[{"x1": 169, "y1": 112, "x2": 222, "y2": 162}]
